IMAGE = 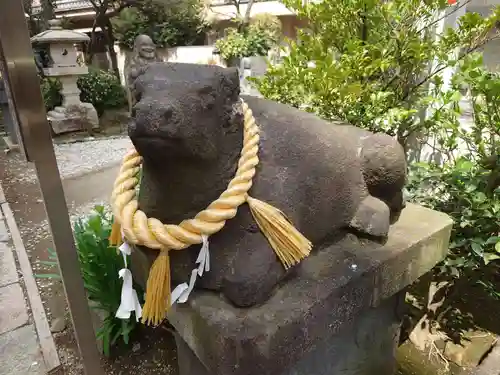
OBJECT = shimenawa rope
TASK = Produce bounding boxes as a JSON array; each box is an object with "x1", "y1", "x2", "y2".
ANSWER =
[{"x1": 109, "y1": 99, "x2": 312, "y2": 326}]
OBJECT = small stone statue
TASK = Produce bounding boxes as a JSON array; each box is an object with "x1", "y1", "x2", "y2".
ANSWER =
[
  {"x1": 128, "y1": 62, "x2": 407, "y2": 308},
  {"x1": 125, "y1": 34, "x2": 161, "y2": 112}
]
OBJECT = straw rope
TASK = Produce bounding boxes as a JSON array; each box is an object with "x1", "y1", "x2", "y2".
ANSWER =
[{"x1": 110, "y1": 99, "x2": 312, "y2": 325}]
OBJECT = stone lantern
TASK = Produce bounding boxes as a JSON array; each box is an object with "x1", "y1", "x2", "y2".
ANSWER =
[{"x1": 31, "y1": 19, "x2": 99, "y2": 134}]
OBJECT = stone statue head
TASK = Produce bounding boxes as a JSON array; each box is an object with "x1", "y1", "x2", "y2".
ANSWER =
[
  {"x1": 133, "y1": 34, "x2": 157, "y2": 61},
  {"x1": 129, "y1": 62, "x2": 241, "y2": 163}
]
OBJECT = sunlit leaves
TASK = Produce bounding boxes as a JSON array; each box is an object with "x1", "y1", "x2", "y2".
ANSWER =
[{"x1": 256, "y1": 0, "x2": 500, "y2": 149}]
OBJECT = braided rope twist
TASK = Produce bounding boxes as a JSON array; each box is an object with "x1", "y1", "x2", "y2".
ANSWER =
[{"x1": 110, "y1": 99, "x2": 259, "y2": 250}]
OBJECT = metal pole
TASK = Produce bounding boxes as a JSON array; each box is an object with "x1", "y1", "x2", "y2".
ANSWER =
[{"x1": 0, "y1": 2, "x2": 104, "y2": 374}]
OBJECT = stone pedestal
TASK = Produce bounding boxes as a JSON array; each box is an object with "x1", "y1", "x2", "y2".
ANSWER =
[
  {"x1": 175, "y1": 292, "x2": 404, "y2": 375},
  {"x1": 59, "y1": 76, "x2": 83, "y2": 107},
  {"x1": 46, "y1": 72, "x2": 99, "y2": 135},
  {"x1": 48, "y1": 102, "x2": 99, "y2": 135},
  {"x1": 166, "y1": 204, "x2": 452, "y2": 375}
]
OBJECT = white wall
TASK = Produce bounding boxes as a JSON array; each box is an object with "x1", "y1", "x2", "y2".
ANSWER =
[
  {"x1": 207, "y1": 1, "x2": 294, "y2": 20},
  {"x1": 165, "y1": 46, "x2": 221, "y2": 64},
  {"x1": 115, "y1": 44, "x2": 222, "y2": 86}
]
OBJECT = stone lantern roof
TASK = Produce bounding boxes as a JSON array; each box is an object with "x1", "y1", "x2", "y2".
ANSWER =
[{"x1": 31, "y1": 19, "x2": 89, "y2": 44}]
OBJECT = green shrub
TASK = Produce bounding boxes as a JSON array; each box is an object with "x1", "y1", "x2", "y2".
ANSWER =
[
  {"x1": 250, "y1": 13, "x2": 282, "y2": 45},
  {"x1": 215, "y1": 26, "x2": 275, "y2": 62},
  {"x1": 38, "y1": 206, "x2": 142, "y2": 356},
  {"x1": 216, "y1": 28, "x2": 248, "y2": 62},
  {"x1": 253, "y1": 0, "x2": 500, "y2": 303},
  {"x1": 112, "y1": 0, "x2": 207, "y2": 49},
  {"x1": 256, "y1": 0, "x2": 500, "y2": 151},
  {"x1": 41, "y1": 69, "x2": 127, "y2": 116},
  {"x1": 40, "y1": 77, "x2": 62, "y2": 112},
  {"x1": 407, "y1": 161, "x2": 500, "y2": 276},
  {"x1": 406, "y1": 54, "x2": 500, "y2": 288},
  {"x1": 77, "y1": 69, "x2": 127, "y2": 116}
]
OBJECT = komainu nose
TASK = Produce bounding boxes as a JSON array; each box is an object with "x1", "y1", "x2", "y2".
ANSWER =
[{"x1": 163, "y1": 107, "x2": 173, "y2": 120}]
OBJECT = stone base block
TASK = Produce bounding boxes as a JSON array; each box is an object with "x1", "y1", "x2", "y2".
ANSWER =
[
  {"x1": 175, "y1": 292, "x2": 404, "y2": 375},
  {"x1": 48, "y1": 103, "x2": 99, "y2": 134},
  {"x1": 166, "y1": 204, "x2": 453, "y2": 375}
]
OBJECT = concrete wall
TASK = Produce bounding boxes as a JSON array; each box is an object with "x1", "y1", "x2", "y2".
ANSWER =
[
  {"x1": 466, "y1": 2, "x2": 500, "y2": 72},
  {"x1": 481, "y1": 37, "x2": 500, "y2": 72}
]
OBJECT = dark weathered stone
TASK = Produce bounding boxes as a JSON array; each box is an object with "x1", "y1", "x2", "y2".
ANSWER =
[
  {"x1": 471, "y1": 340, "x2": 500, "y2": 375},
  {"x1": 349, "y1": 195, "x2": 391, "y2": 237},
  {"x1": 128, "y1": 62, "x2": 407, "y2": 308},
  {"x1": 165, "y1": 204, "x2": 452, "y2": 375},
  {"x1": 174, "y1": 293, "x2": 404, "y2": 375}
]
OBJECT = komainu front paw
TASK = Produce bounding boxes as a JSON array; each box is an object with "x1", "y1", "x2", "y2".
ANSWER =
[{"x1": 349, "y1": 196, "x2": 391, "y2": 238}]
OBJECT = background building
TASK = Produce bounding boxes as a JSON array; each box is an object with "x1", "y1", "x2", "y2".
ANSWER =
[{"x1": 30, "y1": 0, "x2": 500, "y2": 73}]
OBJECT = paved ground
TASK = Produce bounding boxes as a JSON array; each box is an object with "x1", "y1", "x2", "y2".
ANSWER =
[
  {"x1": 0, "y1": 137, "x2": 128, "y2": 374},
  {"x1": 0, "y1": 135, "x2": 178, "y2": 374},
  {"x1": 0, "y1": 187, "x2": 47, "y2": 375},
  {"x1": 0, "y1": 138, "x2": 129, "y2": 374}
]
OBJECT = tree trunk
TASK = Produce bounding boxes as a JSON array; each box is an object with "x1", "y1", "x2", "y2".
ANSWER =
[
  {"x1": 40, "y1": 0, "x2": 55, "y2": 30},
  {"x1": 104, "y1": 19, "x2": 120, "y2": 78},
  {"x1": 87, "y1": 0, "x2": 108, "y2": 66},
  {"x1": 243, "y1": 0, "x2": 255, "y2": 24},
  {"x1": 87, "y1": 19, "x2": 99, "y2": 64},
  {"x1": 88, "y1": 5, "x2": 119, "y2": 77},
  {"x1": 360, "y1": 4, "x2": 368, "y2": 43},
  {"x1": 237, "y1": 0, "x2": 255, "y2": 32}
]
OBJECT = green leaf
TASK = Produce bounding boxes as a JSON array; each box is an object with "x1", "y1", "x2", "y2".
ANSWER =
[
  {"x1": 35, "y1": 273, "x2": 62, "y2": 279},
  {"x1": 111, "y1": 329, "x2": 122, "y2": 346},
  {"x1": 102, "y1": 331, "x2": 110, "y2": 357},
  {"x1": 41, "y1": 206, "x2": 141, "y2": 355},
  {"x1": 471, "y1": 242, "x2": 483, "y2": 256},
  {"x1": 486, "y1": 236, "x2": 500, "y2": 245},
  {"x1": 483, "y1": 253, "x2": 500, "y2": 265}
]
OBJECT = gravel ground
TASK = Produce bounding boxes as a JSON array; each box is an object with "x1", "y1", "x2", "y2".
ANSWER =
[
  {"x1": 52, "y1": 137, "x2": 132, "y2": 181},
  {"x1": 7, "y1": 136, "x2": 132, "y2": 184}
]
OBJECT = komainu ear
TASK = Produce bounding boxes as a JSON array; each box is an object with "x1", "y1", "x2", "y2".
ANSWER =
[{"x1": 217, "y1": 67, "x2": 242, "y2": 131}]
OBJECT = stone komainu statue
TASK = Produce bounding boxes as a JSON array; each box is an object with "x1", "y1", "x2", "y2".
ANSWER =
[{"x1": 128, "y1": 62, "x2": 407, "y2": 308}]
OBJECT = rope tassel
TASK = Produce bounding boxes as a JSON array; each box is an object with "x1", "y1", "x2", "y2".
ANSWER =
[
  {"x1": 247, "y1": 197, "x2": 312, "y2": 269},
  {"x1": 141, "y1": 250, "x2": 171, "y2": 326},
  {"x1": 109, "y1": 221, "x2": 123, "y2": 247}
]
